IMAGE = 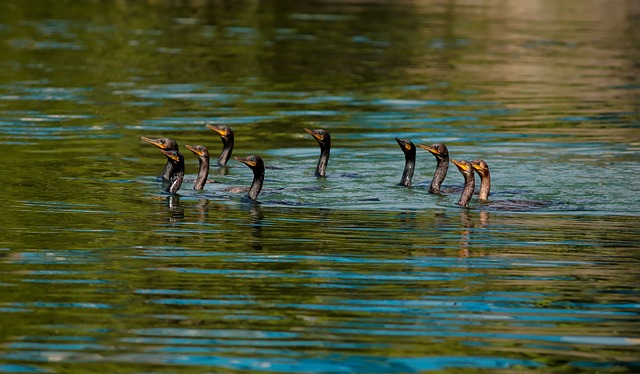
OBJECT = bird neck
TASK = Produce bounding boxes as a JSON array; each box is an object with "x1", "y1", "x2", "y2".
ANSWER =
[
  {"x1": 429, "y1": 156, "x2": 449, "y2": 194},
  {"x1": 193, "y1": 156, "x2": 210, "y2": 191},
  {"x1": 247, "y1": 164, "x2": 265, "y2": 201},
  {"x1": 478, "y1": 172, "x2": 491, "y2": 201},
  {"x1": 458, "y1": 172, "x2": 475, "y2": 207},
  {"x1": 165, "y1": 159, "x2": 185, "y2": 194},
  {"x1": 218, "y1": 137, "x2": 234, "y2": 166},
  {"x1": 161, "y1": 160, "x2": 173, "y2": 181},
  {"x1": 400, "y1": 151, "x2": 416, "y2": 187},
  {"x1": 315, "y1": 145, "x2": 330, "y2": 177}
]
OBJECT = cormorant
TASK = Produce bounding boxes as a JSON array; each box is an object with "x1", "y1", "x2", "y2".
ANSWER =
[
  {"x1": 206, "y1": 124, "x2": 234, "y2": 166},
  {"x1": 141, "y1": 136, "x2": 178, "y2": 180},
  {"x1": 395, "y1": 138, "x2": 416, "y2": 187},
  {"x1": 304, "y1": 128, "x2": 331, "y2": 177},
  {"x1": 160, "y1": 149, "x2": 185, "y2": 194},
  {"x1": 468, "y1": 160, "x2": 549, "y2": 210},
  {"x1": 233, "y1": 155, "x2": 265, "y2": 201},
  {"x1": 471, "y1": 159, "x2": 490, "y2": 201},
  {"x1": 418, "y1": 143, "x2": 449, "y2": 194},
  {"x1": 451, "y1": 159, "x2": 475, "y2": 207},
  {"x1": 185, "y1": 145, "x2": 209, "y2": 191}
]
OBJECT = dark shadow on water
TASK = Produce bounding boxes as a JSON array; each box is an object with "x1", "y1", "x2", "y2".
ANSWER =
[{"x1": 477, "y1": 198, "x2": 553, "y2": 212}]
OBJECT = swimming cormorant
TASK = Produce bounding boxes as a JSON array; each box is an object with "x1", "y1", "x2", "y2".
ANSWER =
[
  {"x1": 468, "y1": 160, "x2": 549, "y2": 210},
  {"x1": 206, "y1": 124, "x2": 234, "y2": 166},
  {"x1": 395, "y1": 138, "x2": 416, "y2": 187},
  {"x1": 160, "y1": 149, "x2": 185, "y2": 194},
  {"x1": 185, "y1": 145, "x2": 209, "y2": 191},
  {"x1": 451, "y1": 159, "x2": 475, "y2": 207},
  {"x1": 304, "y1": 128, "x2": 331, "y2": 177},
  {"x1": 141, "y1": 136, "x2": 179, "y2": 180},
  {"x1": 471, "y1": 159, "x2": 490, "y2": 201},
  {"x1": 233, "y1": 155, "x2": 264, "y2": 201},
  {"x1": 418, "y1": 143, "x2": 449, "y2": 194}
]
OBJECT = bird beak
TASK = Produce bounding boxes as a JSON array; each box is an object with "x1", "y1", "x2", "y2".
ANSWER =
[
  {"x1": 141, "y1": 136, "x2": 168, "y2": 149},
  {"x1": 471, "y1": 163, "x2": 482, "y2": 172},
  {"x1": 304, "y1": 128, "x2": 323, "y2": 141},
  {"x1": 395, "y1": 138, "x2": 413, "y2": 152},
  {"x1": 185, "y1": 145, "x2": 204, "y2": 157},
  {"x1": 161, "y1": 150, "x2": 180, "y2": 162},
  {"x1": 206, "y1": 124, "x2": 228, "y2": 138},
  {"x1": 234, "y1": 156, "x2": 256, "y2": 168},
  {"x1": 417, "y1": 144, "x2": 439, "y2": 155},
  {"x1": 452, "y1": 159, "x2": 470, "y2": 172}
]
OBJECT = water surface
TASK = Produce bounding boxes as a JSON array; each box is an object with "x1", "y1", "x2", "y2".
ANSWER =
[{"x1": 1, "y1": 0, "x2": 639, "y2": 372}]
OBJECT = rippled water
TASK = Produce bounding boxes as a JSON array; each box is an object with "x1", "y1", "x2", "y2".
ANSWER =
[{"x1": 1, "y1": 0, "x2": 639, "y2": 372}]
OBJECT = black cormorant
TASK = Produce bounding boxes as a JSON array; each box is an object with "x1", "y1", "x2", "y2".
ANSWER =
[
  {"x1": 185, "y1": 145, "x2": 209, "y2": 191},
  {"x1": 160, "y1": 149, "x2": 185, "y2": 194},
  {"x1": 304, "y1": 128, "x2": 331, "y2": 177},
  {"x1": 471, "y1": 159, "x2": 490, "y2": 201},
  {"x1": 395, "y1": 138, "x2": 416, "y2": 187},
  {"x1": 206, "y1": 124, "x2": 234, "y2": 166},
  {"x1": 233, "y1": 155, "x2": 265, "y2": 201},
  {"x1": 451, "y1": 159, "x2": 475, "y2": 207},
  {"x1": 141, "y1": 136, "x2": 179, "y2": 180},
  {"x1": 417, "y1": 143, "x2": 449, "y2": 194}
]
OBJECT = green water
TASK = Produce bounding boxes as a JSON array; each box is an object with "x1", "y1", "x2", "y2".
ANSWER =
[{"x1": 1, "y1": 0, "x2": 639, "y2": 372}]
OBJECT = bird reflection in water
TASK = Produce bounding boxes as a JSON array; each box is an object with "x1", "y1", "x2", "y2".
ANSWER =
[
  {"x1": 158, "y1": 196, "x2": 265, "y2": 251},
  {"x1": 211, "y1": 165, "x2": 230, "y2": 177},
  {"x1": 458, "y1": 209, "x2": 490, "y2": 257},
  {"x1": 194, "y1": 198, "x2": 210, "y2": 223},
  {"x1": 248, "y1": 205, "x2": 264, "y2": 251},
  {"x1": 164, "y1": 195, "x2": 184, "y2": 223}
]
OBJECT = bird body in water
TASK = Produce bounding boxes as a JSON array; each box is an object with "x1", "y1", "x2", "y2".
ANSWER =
[
  {"x1": 418, "y1": 143, "x2": 449, "y2": 194},
  {"x1": 185, "y1": 145, "x2": 209, "y2": 191},
  {"x1": 451, "y1": 159, "x2": 475, "y2": 207},
  {"x1": 233, "y1": 155, "x2": 265, "y2": 201},
  {"x1": 471, "y1": 159, "x2": 490, "y2": 201},
  {"x1": 141, "y1": 136, "x2": 178, "y2": 181},
  {"x1": 468, "y1": 159, "x2": 549, "y2": 210},
  {"x1": 304, "y1": 128, "x2": 331, "y2": 177},
  {"x1": 206, "y1": 124, "x2": 234, "y2": 166},
  {"x1": 160, "y1": 149, "x2": 185, "y2": 194},
  {"x1": 395, "y1": 138, "x2": 416, "y2": 187}
]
